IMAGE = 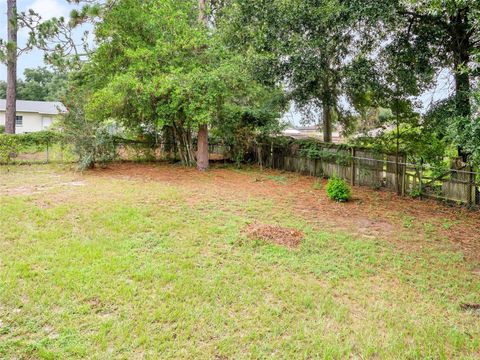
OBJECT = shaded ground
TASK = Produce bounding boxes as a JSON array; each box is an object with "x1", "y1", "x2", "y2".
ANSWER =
[
  {"x1": 89, "y1": 163, "x2": 480, "y2": 261},
  {"x1": 0, "y1": 163, "x2": 479, "y2": 359}
]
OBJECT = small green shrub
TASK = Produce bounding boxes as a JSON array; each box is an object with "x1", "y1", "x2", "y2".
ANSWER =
[
  {"x1": 409, "y1": 187, "x2": 422, "y2": 198},
  {"x1": 0, "y1": 134, "x2": 20, "y2": 163},
  {"x1": 0, "y1": 125, "x2": 5, "y2": 134},
  {"x1": 326, "y1": 177, "x2": 351, "y2": 202}
]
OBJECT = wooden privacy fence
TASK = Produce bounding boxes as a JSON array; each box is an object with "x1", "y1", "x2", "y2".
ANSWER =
[{"x1": 253, "y1": 141, "x2": 480, "y2": 207}]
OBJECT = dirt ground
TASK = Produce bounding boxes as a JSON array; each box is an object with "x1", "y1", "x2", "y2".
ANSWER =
[{"x1": 87, "y1": 163, "x2": 480, "y2": 262}]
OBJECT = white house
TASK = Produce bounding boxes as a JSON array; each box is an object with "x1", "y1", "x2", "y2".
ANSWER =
[{"x1": 0, "y1": 99, "x2": 66, "y2": 134}]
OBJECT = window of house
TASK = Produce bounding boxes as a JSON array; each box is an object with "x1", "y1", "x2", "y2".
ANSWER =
[
  {"x1": 15, "y1": 116, "x2": 23, "y2": 127},
  {"x1": 42, "y1": 117, "x2": 52, "y2": 129}
]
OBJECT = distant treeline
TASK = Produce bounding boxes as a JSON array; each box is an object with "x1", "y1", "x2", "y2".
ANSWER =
[{"x1": 0, "y1": 67, "x2": 67, "y2": 102}]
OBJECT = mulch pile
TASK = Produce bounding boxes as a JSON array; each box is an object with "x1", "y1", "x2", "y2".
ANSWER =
[
  {"x1": 244, "y1": 223, "x2": 304, "y2": 248},
  {"x1": 460, "y1": 303, "x2": 480, "y2": 311}
]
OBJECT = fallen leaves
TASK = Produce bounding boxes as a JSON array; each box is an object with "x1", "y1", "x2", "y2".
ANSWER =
[{"x1": 244, "y1": 223, "x2": 304, "y2": 248}]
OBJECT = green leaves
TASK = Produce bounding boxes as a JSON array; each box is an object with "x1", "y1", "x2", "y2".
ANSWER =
[
  {"x1": 326, "y1": 177, "x2": 352, "y2": 202},
  {"x1": 0, "y1": 67, "x2": 68, "y2": 101},
  {"x1": 0, "y1": 135, "x2": 20, "y2": 164},
  {"x1": 75, "y1": 0, "x2": 285, "y2": 167}
]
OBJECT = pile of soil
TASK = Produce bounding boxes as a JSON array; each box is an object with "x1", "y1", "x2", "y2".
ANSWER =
[{"x1": 244, "y1": 223, "x2": 304, "y2": 248}]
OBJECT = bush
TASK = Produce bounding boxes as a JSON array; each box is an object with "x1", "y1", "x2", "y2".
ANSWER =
[
  {"x1": 60, "y1": 98, "x2": 118, "y2": 170},
  {"x1": 326, "y1": 177, "x2": 352, "y2": 202},
  {"x1": 298, "y1": 140, "x2": 353, "y2": 166},
  {"x1": 409, "y1": 187, "x2": 422, "y2": 198},
  {"x1": 15, "y1": 131, "x2": 61, "y2": 148},
  {"x1": 0, "y1": 134, "x2": 20, "y2": 163},
  {"x1": 11, "y1": 131, "x2": 63, "y2": 154},
  {"x1": 0, "y1": 125, "x2": 5, "y2": 134}
]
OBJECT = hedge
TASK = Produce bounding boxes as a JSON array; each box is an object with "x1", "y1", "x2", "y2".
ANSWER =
[{"x1": 0, "y1": 131, "x2": 63, "y2": 163}]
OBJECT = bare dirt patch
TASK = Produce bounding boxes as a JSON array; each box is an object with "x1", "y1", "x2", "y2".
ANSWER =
[
  {"x1": 61, "y1": 181, "x2": 86, "y2": 187},
  {"x1": 244, "y1": 223, "x2": 304, "y2": 248},
  {"x1": 0, "y1": 185, "x2": 52, "y2": 196}
]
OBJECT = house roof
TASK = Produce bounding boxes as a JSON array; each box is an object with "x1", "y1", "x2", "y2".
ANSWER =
[{"x1": 0, "y1": 99, "x2": 66, "y2": 115}]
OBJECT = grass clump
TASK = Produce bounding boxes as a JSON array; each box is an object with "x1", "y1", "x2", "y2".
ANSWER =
[
  {"x1": 326, "y1": 177, "x2": 351, "y2": 202},
  {"x1": 312, "y1": 179, "x2": 323, "y2": 190}
]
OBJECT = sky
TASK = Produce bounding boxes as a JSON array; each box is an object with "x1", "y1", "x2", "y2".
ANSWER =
[{"x1": 0, "y1": 0, "x2": 76, "y2": 80}]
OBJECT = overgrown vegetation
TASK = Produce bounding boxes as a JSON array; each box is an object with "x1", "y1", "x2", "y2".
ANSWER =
[
  {"x1": 299, "y1": 140, "x2": 353, "y2": 166},
  {"x1": 60, "y1": 94, "x2": 117, "y2": 169},
  {"x1": 63, "y1": 0, "x2": 286, "y2": 169},
  {"x1": 0, "y1": 131, "x2": 63, "y2": 163},
  {"x1": 0, "y1": 134, "x2": 19, "y2": 163},
  {"x1": 1, "y1": 0, "x2": 475, "y2": 170}
]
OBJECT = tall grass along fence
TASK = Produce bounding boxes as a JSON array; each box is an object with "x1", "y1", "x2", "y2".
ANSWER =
[{"x1": 252, "y1": 139, "x2": 480, "y2": 208}]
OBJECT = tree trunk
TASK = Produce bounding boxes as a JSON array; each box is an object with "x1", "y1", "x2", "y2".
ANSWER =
[
  {"x1": 395, "y1": 110, "x2": 401, "y2": 195},
  {"x1": 5, "y1": 0, "x2": 17, "y2": 134},
  {"x1": 173, "y1": 121, "x2": 196, "y2": 166},
  {"x1": 454, "y1": 61, "x2": 471, "y2": 118},
  {"x1": 449, "y1": 9, "x2": 471, "y2": 161},
  {"x1": 198, "y1": 0, "x2": 207, "y2": 24},
  {"x1": 197, "y1": 124, "x2": 209, "y2": 171},
  {"x1": 322, "y1": 104, "x2": 332, "y2": 143},
  {"x1": 454, "y1": 55, "x2": 470, "y2": 161},
  {"x1": 196, "y1": 0, "x2": 209, "y2": 171}
]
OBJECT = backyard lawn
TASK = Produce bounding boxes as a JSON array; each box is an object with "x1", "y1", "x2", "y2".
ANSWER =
[{"x1": 0, "y1": 163, "x2": 479, "y2": 359}]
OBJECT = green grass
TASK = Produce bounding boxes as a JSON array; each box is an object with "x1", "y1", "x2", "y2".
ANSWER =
[{"x1": 0, "y1": 165, "x2": 479, "y2": 359}]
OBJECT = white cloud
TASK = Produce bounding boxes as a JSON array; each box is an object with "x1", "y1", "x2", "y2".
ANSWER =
[{"x1": 29, "y1": 0, "x2": 69, "y2": 20}]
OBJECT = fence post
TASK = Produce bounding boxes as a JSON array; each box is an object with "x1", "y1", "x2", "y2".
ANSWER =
[
  {"x1": 401, "y1": 155, "x2": 406, "y2": 196},
  {"x1": 419, "y1": 164, "x2": 423, "y2": 199},
  {"x1": 258, "y1": 143, "x2": 263, "y2": 170},
  {"x1": 351, "y1": 147, "x2": 355, "y2": 186},
  {"x1": 467, "y1": 165, "x2": 473, "y2": 208},
  {"x1": 270, "y1": 140, "x2": 274, "y2": 168}
]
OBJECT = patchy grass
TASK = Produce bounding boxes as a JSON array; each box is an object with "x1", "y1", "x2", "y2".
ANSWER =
[
  {"x1": 312, "y1": 179, "x2": 323, "y2": 190},
  {"x1": 0, "y1": 164, "x2": 479, "y2": 359}
]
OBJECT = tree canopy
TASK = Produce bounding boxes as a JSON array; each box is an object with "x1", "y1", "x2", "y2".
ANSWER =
[
  {"x1": 17, "y1": 0, "x2": 479, "y2": 168},
  {"x1": 0, "y1": 67, "x2": 67, "y2": 101},
  {"x1": 54, "y1": 0, "x2": 285, "y2": 168}
]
